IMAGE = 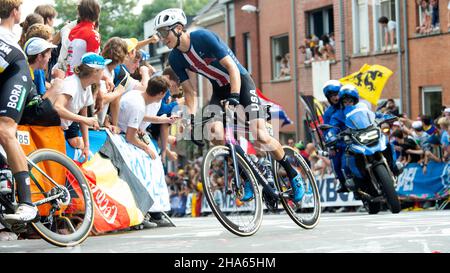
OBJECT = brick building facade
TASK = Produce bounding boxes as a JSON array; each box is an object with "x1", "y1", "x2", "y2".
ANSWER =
[{"x1": 190, "y1": 0, "x2": 450, "y2": 141}]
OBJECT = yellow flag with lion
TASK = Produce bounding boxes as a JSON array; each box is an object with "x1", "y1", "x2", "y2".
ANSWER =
[{"x1": 339, "y1": 64, "x2": 393, "y2": 105}]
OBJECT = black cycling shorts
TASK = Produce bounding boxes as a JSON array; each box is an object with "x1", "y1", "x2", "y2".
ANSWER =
[
  {"x1": 0, "y1": 59, "x2": 33, "y2": 123},
  {"x1": 208, "y1": 73, "x2": 265, "y2": 121}
]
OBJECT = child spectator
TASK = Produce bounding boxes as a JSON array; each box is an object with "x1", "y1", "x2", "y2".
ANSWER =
[
  {"x1": 96, "y1": 37, "x2": 129, "y2": 130},
  {"x1": 18, "y1": 13, "x2": 44, "y2": 47},
  {"x1": 34, "y1": 4, "x2": 57, "y2": 27},
  {"x1": 66, "y1": 0, "x2": 101, "y2": 76},
  {"x1": 54, "y1": 53, "x2": 105, "y2": 160},
  {"x1": 34, "y1": 4, "x2": 61, "y2": 82}
]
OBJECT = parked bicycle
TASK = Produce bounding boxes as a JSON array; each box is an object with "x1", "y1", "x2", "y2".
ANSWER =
[
  {"x1": 0, "y1": 146, "x2": 94, "y2": 247},
  {"x1": 185, "y1": 106, "x2": 321, "y2": 236}
]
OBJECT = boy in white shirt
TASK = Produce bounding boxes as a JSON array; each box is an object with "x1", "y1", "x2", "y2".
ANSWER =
[
  {"x1": 118, "y1": 76, "x2": 171, "y2": 159},
  {"x1": 54, "y1": 53, "x2": 107, "y2": 162}
]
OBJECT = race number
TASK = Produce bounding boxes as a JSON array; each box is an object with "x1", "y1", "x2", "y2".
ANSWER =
[{"x1": 17, "y1": 131, "x2": 30, "y2": 146}]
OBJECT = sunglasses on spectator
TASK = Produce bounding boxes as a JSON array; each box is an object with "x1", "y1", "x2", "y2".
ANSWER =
[{"x1": 327, "y1": 91, "x2": 339, "y2": 97}]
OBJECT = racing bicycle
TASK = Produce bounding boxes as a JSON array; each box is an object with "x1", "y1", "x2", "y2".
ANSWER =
[
  {"x1": 0, "y1": 145, "x2": 94, "y2": 247},
  {"x1": 186, "y1": 106, "x2": 321, "y2": 236}
]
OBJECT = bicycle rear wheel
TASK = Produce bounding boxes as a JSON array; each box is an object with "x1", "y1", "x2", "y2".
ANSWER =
[
  {"x1": 274, "y1": 146, "x2": 321, "y2": 229},
  {"x1": 27, "y1": 149, "x2": 94, "y2": 247},
  {"x1": 202, "y1": 145, "x2": 263, "y2": 236}
]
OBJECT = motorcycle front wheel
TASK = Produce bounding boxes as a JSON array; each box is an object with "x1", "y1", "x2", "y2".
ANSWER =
[{"x1": 373, "y1": 164, "x2": 401, "y2": 214}]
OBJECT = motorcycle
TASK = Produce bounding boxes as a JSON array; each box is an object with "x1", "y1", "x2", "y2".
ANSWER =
[{"x1": 319, "y1": 107, "x2": 401, "y2": 214}]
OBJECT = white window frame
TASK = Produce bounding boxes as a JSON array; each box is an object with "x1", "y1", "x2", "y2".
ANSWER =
[
  {"x1": 421, "y1": 86, "x2": 442, "y2": 117},
  {"x1": 308, "y1": 8, "x2": 332, "y2": 38},
  {"x1": 271, "y1": 34, "x2": 290, "y2": 80},
  {"x1": 373, "y1": 0, "x2": 398, "y2": 52},
  {"x1": 352, "y1": 0, "x2": 370, "y2": 54}
]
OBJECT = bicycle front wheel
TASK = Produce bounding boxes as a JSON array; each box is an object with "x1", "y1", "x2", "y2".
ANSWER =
[
  {"x1": 274, "y1": 146, "x2": 321, "y2": 229},
  {"x1": 202, "y1": 145, "x2": 263, "y2": 236},
  {"x1": 27, "y1": 149, "x2": 94, "y2": 247}
]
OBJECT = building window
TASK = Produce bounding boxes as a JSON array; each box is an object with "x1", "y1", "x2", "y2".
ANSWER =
[
  {"x1": 422, "y1": 86, "x2": 442, "y2": 119},
  {"x1": 352, "y1": 0, "x2": 370, "y2": 54},
  {"x1": 243, "y1": 33, "x2": 252, "y2": 74},
  {"x1": 306, "y1": 6, "x2": 334, "y2": 39},
  {"x1": 416, "y1": 0, "x2": 440, "y2": 35},
  {"x1": 373, "y1": 0, "x2": 398, "y2": 52},
  {"x1": 271, "y1": 34, "x2": 290, "y2": 80},
  {"x1": 305, "y1": 6, "x2": 336, "y2": 62}
]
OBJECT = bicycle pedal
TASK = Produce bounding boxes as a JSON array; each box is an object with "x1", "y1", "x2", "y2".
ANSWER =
[{"x1": 11, "y1": 223, "x2": 28, "y2": 233}]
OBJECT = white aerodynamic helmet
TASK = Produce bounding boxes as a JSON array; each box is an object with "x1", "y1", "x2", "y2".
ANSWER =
[{"x1": 154, "y1": 8, "x2": 187, "y2": 30}]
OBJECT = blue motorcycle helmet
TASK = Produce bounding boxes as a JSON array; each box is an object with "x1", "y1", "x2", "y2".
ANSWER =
[
  {"x1": 322, "y1": 80, "x2": 342, "y2": 104},
  {"x1": 338, "y1": 84, "x2": 359, "y2": 106}
]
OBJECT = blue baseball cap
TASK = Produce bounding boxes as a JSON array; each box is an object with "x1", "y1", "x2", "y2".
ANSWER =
[{"x1": 81, "y1": 52, "x2": 112, "y2": 69}]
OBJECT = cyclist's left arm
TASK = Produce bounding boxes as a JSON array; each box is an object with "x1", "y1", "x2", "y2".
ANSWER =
[
  {"x1": 181, "y1": 80, "x2": 197, "y2": 115},
  {"x1": 219, "y1": 56, "x2": 241, "y2": 95}
]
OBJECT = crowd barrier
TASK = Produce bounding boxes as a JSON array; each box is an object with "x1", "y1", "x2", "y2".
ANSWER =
[
  {"x1": 397, "y1": 162, "x2": 450, "y2": 200},
  {"x1": 200, "y1": 163, "x2": 450, "y2": 213},
  {"x1": 17, "y1": 126, "x2": 450, "y2": 230},
  {"x1": 18, "y1": 126, "x2": 170, "y2": 234},
  {"x1": 200, "y1": 175, "x2": 363, "y2": 213}
]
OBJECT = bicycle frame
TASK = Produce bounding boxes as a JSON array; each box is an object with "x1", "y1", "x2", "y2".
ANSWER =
[
  {"x1": 221, "y1": 111, "x2": 280, "y2": 201},
  {"x1": 0, "y1": 144, "x2": 66, "y2": 211}
]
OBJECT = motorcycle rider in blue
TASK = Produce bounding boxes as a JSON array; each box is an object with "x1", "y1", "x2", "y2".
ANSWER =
[
  {"x1": 325, "y1": 84, "x2": 366, "y2": 192},
  {"x1": 322, "y1": 80, "x2": 349, "y2": 193},
  {"x1": 325, "y1": 84, "x2": 400, "y2": 193}
]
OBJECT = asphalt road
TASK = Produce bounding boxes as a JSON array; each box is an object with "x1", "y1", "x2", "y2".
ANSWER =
[{"x1": 0, "y1": 210, "x2": 449, "y2": 253}]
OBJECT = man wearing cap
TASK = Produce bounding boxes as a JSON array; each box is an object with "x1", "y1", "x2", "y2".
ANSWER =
[
  {"x1": 24, "y1": 37, "x2": 57, "y2": 95},
  {"x1": 54, "y1": 52, "x2": 106, "y2": 162},
  {"x1": 20, "y1": 37, "x2": 61, "y2": 126}
]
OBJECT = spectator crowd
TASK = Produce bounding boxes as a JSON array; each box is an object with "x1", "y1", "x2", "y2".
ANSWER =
[
  {"x1": 1, "y1": 0, "x2": 449, "y2": 222},
  {"x1": 1, "y1": 0, "x2": 188, "y2": 227},
  {"x1": 299, "y1": 32, "x2": 336, "y2": 64},
  {"x1": 416, "y1": 0, "x2": 441, "y2": 34}
]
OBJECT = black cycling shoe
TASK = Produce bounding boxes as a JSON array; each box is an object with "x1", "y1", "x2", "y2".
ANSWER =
[{"x1": 336, "y1": 182, "x2": 349, "y2": 193}]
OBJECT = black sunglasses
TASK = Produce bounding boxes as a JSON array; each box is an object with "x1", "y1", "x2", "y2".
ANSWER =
[{"x1": 157, "y1": 26, "x2": 177, "y2": 39}]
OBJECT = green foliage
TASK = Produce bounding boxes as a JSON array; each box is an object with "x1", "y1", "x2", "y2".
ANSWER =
[{"x1": 55, "y1": 0, "x2": 211, "y2": 43}]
